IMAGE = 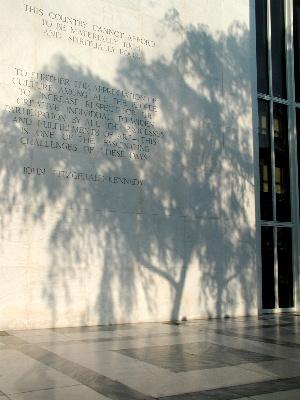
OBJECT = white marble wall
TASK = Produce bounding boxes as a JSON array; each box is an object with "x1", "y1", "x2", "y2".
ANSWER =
[{"x1": 0, "y1": 0, "x2": 258, "y2": 329}]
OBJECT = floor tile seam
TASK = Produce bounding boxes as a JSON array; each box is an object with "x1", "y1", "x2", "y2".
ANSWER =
[
  {"x1": 10, "y1": 324, "x2": 171, "y2": 335},
  {"x1": 86, "y1": 350, "x2": 177, "y2": 378},
  {"x1": 6, "y1": 320, "x2": 296, "y2": 335},
  {"x1": 0, "y1": 335, "x2": 29, "y2": 343},
  {"x1": 151, "y1": 348, "x2": 278, "y2": 367},
  {"x1": 200, "y1": 334, "x2": 286, "y2": 358},
  {"x1": 11, "y1": 323, "x2": 300, "y2": 337},
  {"x1": 207, "y1": 324, "x2": 295, "y2": 332},
  {"x1": 17, "y1": 340, "x2": 278, "y2": 394},
  {"x1": 237, "y1": 335, "x2": 300, "y2": 349},
  {"x1": 14, "y1": 340, "x2": 156, "y2": 400},
  {"x1": 0, "y1": 336, "x2": 34, "y2": 350},
  {"x1": 51, "y1": 327, "x2": 157, "y2": 333},
  {"x1": 212, "y1": 329, "x2": 284, "y2": 342},
  {"x1": 221, "y1": 332, "x2": 300, "y2": 348},
  {"x1": 157, "y1": 375, "x2": 300, "y2": 399},
  {"x1": 9, "y1": 332, "x2": 72, "y2": 339},
  {"x1": 28, "y1": 331, "x2": 183, "y2": 345},
  {"x1": 210, "y1": 330, "x2": 300, "y2": 351},
  {"x1": 247, "y1": 323, "x2": 296, "y2": 329},
  {"x1": 217, "y1": 357, "x2": 280, "y2": 370},
  {"x1": 74, "y1": 336, "x2": 218, "y2": 353},
  {"x1": 116, "y1": 340, "x2": 282, "y2": 373},
  {"x1": 236, "y1": 362, "x2": 282, "y2": 379},
  {"x1": 5, "y1": 383, "x2": 82, "y2": 396},
  {"x1": 0, "y1": 345, "x2": 33, "y2": 352},
  {"x1": 43, "y1": 336, "x2": 296, "y2": 367},
  {"x1": 8, "y1": 317, "x2": 290, "y2": 333},
  {"x1": 225, "y1": 376, "x2": 300, "y2": 396},
  {"x1": 173, "y1": 365, "x2": 278, "y2": 380}
]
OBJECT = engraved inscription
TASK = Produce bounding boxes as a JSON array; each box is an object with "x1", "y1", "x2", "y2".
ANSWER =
[
  {"x1": 6, "y1": 67, "x2": 165, "y2": 161},
  {"x1": 23, "y1": 166, "x2": 144, "y2": 186},
  {"x1": 23, "y1": 4, "x2": 156, "y2": 59},
  {"x1": 4, "y1": 66, "x2": 165, "y2": 184}
]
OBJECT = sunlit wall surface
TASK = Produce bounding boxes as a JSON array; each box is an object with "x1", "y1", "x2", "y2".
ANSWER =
[{"x1": 0, "y1": 0, "x2": 257, "y2": 329}]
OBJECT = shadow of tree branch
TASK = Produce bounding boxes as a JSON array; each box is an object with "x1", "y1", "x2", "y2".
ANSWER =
[{"x1": 0, "y1": 7, "x2": 257, "y2": 328}]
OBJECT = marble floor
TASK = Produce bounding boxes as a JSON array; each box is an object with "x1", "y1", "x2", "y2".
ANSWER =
[{"x1": 1, "y1": 314, "x2": 300, "y2": 399}]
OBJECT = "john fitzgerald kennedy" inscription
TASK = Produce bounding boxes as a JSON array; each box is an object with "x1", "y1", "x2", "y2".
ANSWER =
[{"x1": 24, "y1": 166, "x2": 143, "y2": 186}]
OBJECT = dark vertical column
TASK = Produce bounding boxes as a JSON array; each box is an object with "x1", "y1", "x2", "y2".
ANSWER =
[
  {"x1": 261, "y1": 226, "x2": 275, "y2": 309},
  {"x1": 277, "y1": 227, "x2": 294, "y2": 308},
  {"x1": 271, "y1": 0, "x2": 287, "y2": 99},
  {"x1": 294, "y1": 0, "x2": 300, "y2": 102},
  {"x1": 256, "y1": 0, "x2": 269, "y2": 94}
]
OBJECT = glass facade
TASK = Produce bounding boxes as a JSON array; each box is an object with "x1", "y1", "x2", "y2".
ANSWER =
[
  {"x1": 294, "y1": 0, "x2": 300, "y2": 102},
  {"x1": 256, "y1": 0, "x2": 296, "y2": 311},
  {"x1": 261, "y1": 226, "x2": 275, "y2": 309},
  {"x1": 273, "y1": 103, "x2": 291, "y2": 222},
  {"x1": 255, "y1": 0, "x2": 269, "y2": 94},
  {"x1": 258, "y1": 100, "x2": 273, "y2": 220},
  {"x1": 270, "y1": 0, "x2": 287, "y2": 99}
]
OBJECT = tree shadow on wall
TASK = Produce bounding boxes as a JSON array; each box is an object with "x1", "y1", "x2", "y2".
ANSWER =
[{"x1": 0, "y1": 8, "x2": 258, "y2": 328}]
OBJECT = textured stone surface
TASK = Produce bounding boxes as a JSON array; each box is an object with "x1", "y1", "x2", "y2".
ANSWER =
[{"x1": 0, "y1": 0, "x2": 257, "y2": 329}]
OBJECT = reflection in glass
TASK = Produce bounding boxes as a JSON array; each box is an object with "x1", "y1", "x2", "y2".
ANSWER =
[
  {"x1": 273, "y1": 103, "x2": 291, "y2": 221},
  {"x1": 297, "y1": 109, "x2": 300, "y2": 213},
  {"x1": 255, "y1": 0, "x2": 269, "y2": 94},
  {"x1": 261, "y1": 226, "x2": 275, "y2": 309},
  {"x1": 271, "y1": 0, "x2": 287, "y2": 99},
  {"x1": 258, "y1": 100, "x2": 273, "y2": 220},
  {"x1": 294, "y1": 0, "x2": 300, "y2": 102},
  {"x1": 277, "y1": 228, "x2": 294, "y2": 308}
]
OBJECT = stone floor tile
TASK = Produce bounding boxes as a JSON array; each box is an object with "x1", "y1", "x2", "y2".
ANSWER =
[
  {"x1": 118, "y1": 342, "x2": 278, "y2": 372},
  {"x1": 239, "y1": 359, "x2": 300, "y2": 379},
  {"x1": 2, "y1": 314, "x2": 300, "y2": 399},
  {"x1": 153, "y1": 365, "x2": 273, "y2": 397},
  {"x1": 0, "y1": 350, "x2": 79, "y2": 394},
  {"x1": 250, "y1": 388, "x2": 300, "y2": 399},
  {"x1": 8, "y1": 385, "x2": 112, "y2": 400}
]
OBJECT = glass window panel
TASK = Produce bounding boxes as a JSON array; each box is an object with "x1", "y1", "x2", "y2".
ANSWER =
[
  {"x1": 255, "y1": 0, "x2": 269, "y2": 94},
  {"x1": 277, "y1": 227, "x2": 294, "y2": 308},
  {"x1": 273, "y1": 103, "x2": 291, "y2": 221},
  {"x1": 258, "y1": 100, "x2": 273, "y2": 220},
  {"x1": 294, "y1": 0, "x2": 300, "y2": 102},
  {"x1": 271, "y1": 0, "x2": 287, "y2": 99},
  {"x1": 261, "y1": 226, "x2": 275, "y2": 309}
]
